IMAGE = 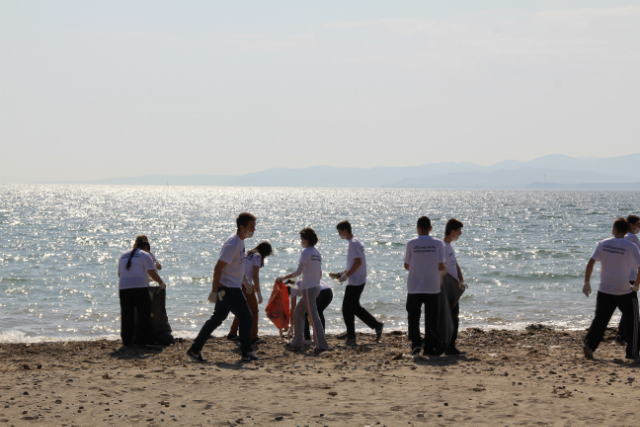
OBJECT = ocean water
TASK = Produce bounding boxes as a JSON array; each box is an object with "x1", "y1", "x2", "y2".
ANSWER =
[{"x1": 0, "y1": 184, "x2": 636, "y2": 343}]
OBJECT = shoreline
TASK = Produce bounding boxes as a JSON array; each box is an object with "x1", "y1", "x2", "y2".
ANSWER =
[{"x1": 1, "y1": 328, "x2": 639, "y2": 426}]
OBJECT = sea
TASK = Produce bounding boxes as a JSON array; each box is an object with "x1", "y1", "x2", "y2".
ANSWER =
[{"x1": 0, "y1": 184, "x2": 636, "y2": 343}]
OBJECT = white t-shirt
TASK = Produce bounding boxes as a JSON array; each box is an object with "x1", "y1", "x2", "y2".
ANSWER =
[
  {"x1": 218, "y1": 233, "x2": 246, "y2": 289},
  {"x1": 347, "y1": 238, "x2": 367, "y2": 286},
  {"x1": 118, "y1": 249, "x2": 155, "y2": 290},
  {"x1": 443, "y1": 241, "x2": 459, "y2": 281},
  {"x1": 625, "y1": 232, "x2": 640, "y2": 281},
  {"x1": 145, "y1": 252, "x2": 158, "y2": 285},
  {"x1": 591, "y1": 237, "x2": 640, "y2": 295},
  {"x1": 403, "y1": 235, "x2": 445, "y2": 294},
  {"x1": 290, "y1": 279, "x2": 330, "y2": 298},
  {"x1": 297, "y1": 247, "x2": 322, "y2": 290},
  {"x1": 244, "y1": 252, "x2": 262, "y2": 286}
]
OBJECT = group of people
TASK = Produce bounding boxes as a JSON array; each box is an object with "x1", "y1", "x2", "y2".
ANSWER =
[{"x1": 117, "y1": 211, "x2": 640, "y2": 364}]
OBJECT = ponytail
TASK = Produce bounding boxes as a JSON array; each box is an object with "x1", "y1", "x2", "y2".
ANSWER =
[{"x1": 126, "y1": 235, "x2": 149, "y2": 270}]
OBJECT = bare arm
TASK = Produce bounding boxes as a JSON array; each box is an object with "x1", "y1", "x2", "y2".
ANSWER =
[
  {"x1": 583, "y1": 258, "x2": 596, "y2": 297},
  {"x1": 404, "y1": 262, "x2": 410, "y2": 271},
  {"x1": 212, "y1": 259, "x2": 228, "y2": 292},
  {"x1": 281, "y1": 262, "x2": 304, "y2": 281},
  {"x1": 148, "y1": 270, "x2": 165, "y2": 289},
  {"x1": 253, "y1": 266, "x2": 261, "y2": 293},
  {"x1": 456, "y1": 264, "x2": 464, "y2": 282},
  {"x1": 439, "y1": 262, "x2": 446, "y2": 275}
]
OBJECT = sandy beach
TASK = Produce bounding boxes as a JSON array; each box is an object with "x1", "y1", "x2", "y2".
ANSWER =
[{"x1": 1, "y1": 327, "x2": 639, "y2": 426}]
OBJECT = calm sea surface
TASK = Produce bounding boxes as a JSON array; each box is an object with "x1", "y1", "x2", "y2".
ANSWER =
[{"x1": 0, "y1": 185, "x2": 637, "y2": 343}]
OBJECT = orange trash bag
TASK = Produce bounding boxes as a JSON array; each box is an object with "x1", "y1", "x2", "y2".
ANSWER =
[{"x1": 266, "y1": 281, "x2": 290, "y2": 332}]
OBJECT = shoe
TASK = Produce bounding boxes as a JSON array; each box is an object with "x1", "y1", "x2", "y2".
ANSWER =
[
  {"x1": 345, "y1": 338, "x2": 357, "y2": 346},
  {"x1": 226, "y1": 334, "x2": 238, "y2": 341},
  {"x1": 583, "y1": 345, "x2": 594, "y2": 360},
  {"x1": 251, "y1": 338, "x2": 266, "y2": 345},
  {"x1": 302, "y1": 339, "x2": 314, "y2": 346},
  {"x1": 285, "y1": 343, "x2": 302, "y2": 352},
  {"x1": 411, "y1": 347, "x2": 422, "y2": 360},
  {"x1": 314, "y1": 348, "x2": 329, "y2": 355},
  {"x1": 445, "y1": 348, "x2": 466, "y2": 356},
  {"x1": 336, "y1": 332, "x2": 348, "y2": 340},
  {"x1": 615, "y1": 336, "x2": 626, "y2": 346},
  {"x1": 241, "y1": 351, "x2": 260, "y2": 362},
  {"x1": 186, "y1": 349, "x2": 206, "y2": 363},
  {"x1": 375, "y1": 323, "x2": 384, "y2": 342}
]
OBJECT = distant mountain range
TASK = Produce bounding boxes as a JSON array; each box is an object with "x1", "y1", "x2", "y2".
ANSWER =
[{"x1": 71, "y1": 154, "x2": 640, "y2": 190}]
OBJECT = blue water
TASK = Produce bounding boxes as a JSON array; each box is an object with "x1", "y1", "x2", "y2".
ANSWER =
[{"x1": 0, "y1": 184, "x2": 635, "y2": 343}]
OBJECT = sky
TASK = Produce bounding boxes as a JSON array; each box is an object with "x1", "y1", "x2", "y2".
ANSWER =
[{"x1": 1, "y1": 1, "x2": 639, "y2": 183}]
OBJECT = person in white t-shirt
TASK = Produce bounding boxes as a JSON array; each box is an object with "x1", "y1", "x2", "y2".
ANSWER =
[
  {"x1": 442, "y1": 218, "x2": 468, "y2": 356},
  {"x1": 227, "y1": 241, "x2": 273, "y2": 345},
  {"x1": 288, "y1": 279, "x2": 333, "y2": 343},
  {"x1": 187, "y1": 213, "x2": 260, "y2": 363},
  {"x1": 403, "y1": 216, "x2": 446, "y2": 357},
  {"x1": 583, "y1": 217, "x2": 640, "y2": 361},
  {"x1": 276, "y1": 227, "x2": 329, "y2": 354},
  {"x1": 117, "y1": 236, "x2": 166, "y2": 346},
  {"x1": 615, "y1": 214, "x2": 640, "y2": 345},
  {"x1": 334, "y1": 220, "x2": 383, "y2": 345}
]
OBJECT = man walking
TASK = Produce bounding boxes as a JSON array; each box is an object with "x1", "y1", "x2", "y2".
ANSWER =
[
  {"x1": 404, "y1": 216, "x2": 446, "y2": 358},
  {"x1": 336, "y1": 220, "x2": 383, "y2": 345},
  {"x1": 187, "y1": 212, "x2": 259, "y2": 363},
  {"x1": 583, "y1": 217, "x2": 640, "y2": 361}
]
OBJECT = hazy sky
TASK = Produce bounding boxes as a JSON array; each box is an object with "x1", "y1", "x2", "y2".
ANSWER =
[{"x1": 1, "y1": 1, "x2": 639, "y2": 182}]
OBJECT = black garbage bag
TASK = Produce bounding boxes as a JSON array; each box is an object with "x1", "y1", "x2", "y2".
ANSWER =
[
  {"x1": 133, "y1": 287, "x2": 175, "y2": 346},
  {"x1": 432, "y1": 274, "x2": 466, "y2": 355}
]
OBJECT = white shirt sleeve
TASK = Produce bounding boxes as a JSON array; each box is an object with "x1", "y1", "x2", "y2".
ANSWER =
[
  {"x1": 254, "y1": 254, "x2": 262, "y2": 268},
  {"x1": 631, "y1": 245, "x2": 640, "y2": 269},
  {"x1": 141, "y1": 252, "x2": 155, "y2": 271},
  {"x1": 591, "y1": 243, "x2": 602, "y2": 262},
  {"x1": 218, "y1": 241, "x2": 238, "y2": 264},
  {"x1": 403, "y1": 241, "x2": 411, "y2": 264}
]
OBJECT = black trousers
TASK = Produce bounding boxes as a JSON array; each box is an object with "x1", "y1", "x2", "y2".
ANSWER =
[
  {"x1": 304, "y1": 288, "x2": 334, "y2": 340},
  {"x1": 342, "y1": 283, "x2": 381, "y2": 339},
  {"x1": 585, "y1": 291, "x2": 639, "y2": 359},
  {"x1": 406, "y1": 293, "x2": 440, "y2": 354},
  {"x1": 119, "y1": 288, "x2": 152, "y2": 346},
  {"x1": 616, "y1": 282, "x2": 635, "y2": 339},
  {"x1": 191, "y1": 286, "x2": 253, "y2": 356},
  {"x1": 447, "y1": 302, "x2": 460, "y2": 351}
]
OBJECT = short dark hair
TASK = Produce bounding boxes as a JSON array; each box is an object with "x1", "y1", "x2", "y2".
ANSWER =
[
  {"x1": 613, "y1": 217, "x2": 629, "y2": 234},
  {"x1": 299, "y1": 227, "x2": 318, "y2": 247},
  {"x1": 417, "y1": 216, "x2": 431, "y2": 231},
  {"x1": 445, "y1": 218, "x2": 464, "y2": 236},
  {"x1": 236, "y1": 212, "x2": 256, "y2": 229},
  {"x1": 336, "y1": 220, "x2": 352, "y2": 234},
  {"x1": 627, "y1": 215, "x2": 640, "y2": 226}
]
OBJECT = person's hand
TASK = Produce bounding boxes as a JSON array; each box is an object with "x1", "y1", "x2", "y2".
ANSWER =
[
  {"x1": 583, "y1": 281, "x2": 592, "y2": 297},
  {"x1": 256, "y1": 291, "x2": 263, "y2": 304},
  {"x1": 159, "y1": 281, "x2": 166, "y2": 290},
  {"x1": 275, "y1": 276, "x2": 285, "y2": 283},
  {"x1": 338, "y1": 273, "x2": 348, "y2": 283},
  {"x1": 243, "y1": 280, "x2": 253, "y2": 294},
  {"x1": 460, "y1": 280, "x2": 468, "y2": 290},
  {"x1": 155, "y1": 262, "x2": 162, "y2": 271},
  {"x1": 208, "y1": 291, "x2": 217, "y2": 303},
  {"x1": 633, "y1": 282, "x2": 639, "y2": 293}
]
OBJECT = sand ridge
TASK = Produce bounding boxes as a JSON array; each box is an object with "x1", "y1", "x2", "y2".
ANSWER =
[{"x1": 1, "y1": 327, "x2": 639, "y2": 426}]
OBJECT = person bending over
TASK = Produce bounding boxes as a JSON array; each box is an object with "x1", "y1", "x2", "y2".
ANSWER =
[
  {"x1": 186, "y1": 213, "x2": 259, "y2": 363},
  {"x1": 404, "y1": 216, "x2": 446, "y2": 358},
  {"x1": 583, "y1": 217, "x2": 640, "y2": 361},
  {"x1": 334, "y1": 220, "x2": 383, "y2": 345},
  {"x1": 276, "y1": 228, "x2": 330, "y2": 354},
  {"x1": 228, "y1": 241, "x2": 273, "y2": 345}
]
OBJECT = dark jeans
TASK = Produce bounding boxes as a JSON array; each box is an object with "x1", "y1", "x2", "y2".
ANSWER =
[
  {"x1": 342, "y1": 283, "x2": 381, "y2": 339},
  {"x1": 190, "y1": 287, "x2": 253, "y2": 356},
  {"x1": 120, "y1": 288, "x2": 152, "y2": 346},
  {"x1": 447, "y1": 302, "x2": 460, "y2": 351},
  {"x1": 585, "y1": 291, "x2": 639, "y2": 359},
  {"x1": 406, "y1": 293, "x2": 440, "y2": 354},
  {"x1": 304, "y1": 288, "x2": 334, "y2": 340},
  {"x1": 616, "y1": 282, "x2": 635, "y2": 339}
]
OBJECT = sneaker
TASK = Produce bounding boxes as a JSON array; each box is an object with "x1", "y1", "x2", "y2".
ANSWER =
[
  {"x1": 445, "y1": 348, "x2": 465, "y2": 356},
  {"x1": 285, "y1": 343, "x2": 302, "y2": 352},
  {"x1": 251, "y1": 338, "x2": 266, "y2": 345},
  {"x1": 583, "y1": 345, "x2": 594, "y2": 360},
  {"x1": 302, "y1": 339, "x2": 314, "y2": 346},
  {"x1": 615, "y1": 335, "x2": 626, "y2": 346},
  {"x1": 411, "y1": 347, "x2": 422, "y2": 360},
  {"x1": 241, "y1": 351, "x2": 260, "y2": 362},
  {"x1": 336, "y1": 332, "x2": 348, "y2": 340},
  {"x1": 345, "y1": 338, "x2": 357, "y2": 346},
  {"x1": 186, "y1": 349, "x2": 206, "y2": 363},
  {"x1": 375, "y1": 323, "x2": 384, "y2": 342},
  {"x1": 226, "y1": 334, "x2": 238, "y2": 341},
  {"x1": 314, "y1": 348, "x2": 329, "y2": 356}
]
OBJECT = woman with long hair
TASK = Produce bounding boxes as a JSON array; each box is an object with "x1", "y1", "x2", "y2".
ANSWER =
[
  {"x1": 228, "y1": 241, "x2": 273, "y2": 345},
  {"x1": 276, "y1": 228, "x2": 329, "y2": 354},
  {"x1": 117, "y1": 235, "x2": 166, "y2": 346}
]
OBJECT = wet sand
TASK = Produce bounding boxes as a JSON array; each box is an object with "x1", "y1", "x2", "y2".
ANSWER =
[{"x1": 1, "y1": 327, "x2": 639, "y2": 426}]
